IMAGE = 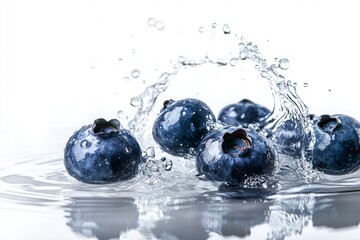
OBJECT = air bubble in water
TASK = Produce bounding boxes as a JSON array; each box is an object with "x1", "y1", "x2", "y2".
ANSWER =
[
  {"x1": 123, "y1": 76, "x2": 130, "y2": 82},
  {"x1": 148, "y1": 17, "x2": 155, "y2": 26},
  {"x1": 145, "y1": 146, "x2": 155, "y2": 158},
  {"x1": 303, "y1": 83, "x2": 309, "y2": 87},
  {"x1": 212, "y1": 23, "x2": 217, "y2": 28},
  {"x1": 130, "y1": 97, "x2": 142, "y2": 107},
  {"x1": 239, "y1": 51, "x2": 247, "y2": 60},
  {"x1": 198, "y1": 27, "x2": 204, "y2": 33},
  {"x1": 278, "y1": 58, "x2": 290, "y2": 70},
  {"x1": 164, "y1": 159, "x2": 173, "y2": 171},
  {"x1": 222, "y1": 24, "x2": 231, "y2": 34},
  {"x1": 131, "y1": 69, "x2": 140, "y2": 78}
]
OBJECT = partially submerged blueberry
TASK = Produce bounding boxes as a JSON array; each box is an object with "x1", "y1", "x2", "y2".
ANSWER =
[
  {"x1": 196, "y1": 126, "x2": 276, "y2": 184},
  {"x1": 64, "y1": 118, "x2": 142, "y2": 184},
  {"x1": 311, "y1": 114, "x2": 360, "y2": 175},
  {"x1": 218, "y1": 99, "x2": 271, "y2": 128}
]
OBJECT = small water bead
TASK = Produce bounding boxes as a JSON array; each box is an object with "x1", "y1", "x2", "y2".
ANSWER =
[
  {"x1": 222, "y1": 24, "x2": 231, "y2": 34},
  {"x1": 148, "y1": 17, "x2": 165, "y2": 31},
  {"x1": 239, "y1": 51, "x2": 247, "y2": 60},
  {"x1": 229, "y1": 58, "x2": 238, "y2": 66},
  {"x1": 303, "y1": 83, "x2": 309, "y2": 87},
  {"x1": 130, "y1": 97, "x2": 142, "y2": 107},
  {"x1": 80, "y1": 140, "x2": 90, "y2": 149},
  {"x1": 212, "y1": 23, "x2": 217, "y2": 28},
  {"x1": 131, "y1": 69, "x2": 140, "y2": 78},
  {"x1": 164, "y1": 159, "x2": 173, "y2": 171},
  {"x1": 145, "y1": 146, "x2": 155, "y2": 158},
  {"x1": 198, "y1": 26, "x2": 205, "y2": 33},
  {"x1": 278, "y1": 58, "x2": 290, "y2": 70},
  {"x1": 148, "y1": 17, "x2": 155, "y2": 26}
]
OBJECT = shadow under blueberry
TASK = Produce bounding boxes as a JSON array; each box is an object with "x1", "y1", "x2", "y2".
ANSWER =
[{"x1": 63, "y1": 197, "x2": 139, "y2": 240}]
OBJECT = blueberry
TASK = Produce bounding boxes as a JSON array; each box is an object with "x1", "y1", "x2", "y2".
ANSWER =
[
  {"x1": 311, "y1": 114, "x2": 360, "y2": 175},
  {"x1": 64, "y1": 118, "x2": 142, "y2": 184},
  {"x1": 268, "y1": 118, "x2": 306, "y2": 155},
  {"x1": 196, "y1": 126, "x2": 276, "y2": 183},
  {"x1": 152, "y1": 98, "x2": 216, "y2": 156},
  {"x1": 218, "y1": 99, "x2": 271, "y2": 127}
]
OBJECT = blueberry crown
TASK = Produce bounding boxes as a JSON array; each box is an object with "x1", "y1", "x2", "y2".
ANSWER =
[
  {"x1": 92, "y1": 118, "x2": 121, "y2": 135},
  {"x1": 222, "y1": 129, "x2": 252, "y2": 157},
  {"x1": 317, "y1": 115, "x2": 341, "y2": 134}
]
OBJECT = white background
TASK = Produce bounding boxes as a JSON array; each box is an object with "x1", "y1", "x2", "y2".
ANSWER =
[
  {"x1": 1, "y1": 1, "x2": 360, "y2": 239},
  {"x1": 1, "y1": 0, "x2": 360, "y2": 162}
]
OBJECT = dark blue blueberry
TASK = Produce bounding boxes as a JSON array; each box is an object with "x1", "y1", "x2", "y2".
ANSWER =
[
  {"x1": 218, "y1": 99, "x2": 271, "y2": 127},
  {"x1": 196, "y1": 126, "x2": 276, "y2": 183},
  {"x1": 268, "y1": 118, "x2": 306, "y2": 155},
  {"x1": 311, "y1": 114, "x2": 360, "y2": 175},
  {"x1": 152, "y1": 98, "x2": 216, "y2": 156},
  {"x1": 64, "y1": 118, "x2": 142, "y2": 184}
]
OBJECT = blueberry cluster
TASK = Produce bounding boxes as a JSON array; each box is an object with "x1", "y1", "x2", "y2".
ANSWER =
[{"x1": 64, "y1": 98, "x2": 360, "y2": 184}]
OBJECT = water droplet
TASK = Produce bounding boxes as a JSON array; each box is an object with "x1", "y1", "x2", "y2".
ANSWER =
[
  {"x1": 212, "y1": 23, "x2": 217, "y2": 28},
  {"x1": 148, "y1": 17, "x2": 155, "y2": 26},
  {"x1": 131, "y1": 69, "x2": 140, "y2": 78},
  {"x1": 278, "y1": 58, "x2": 290, "y2": 70},
  {"x1": 239, "y1": 51, "x2": 247, "y2": 60},
  {"x1": 145, "y1": 147, "x2": 155, "y2": 158},
  {"x1": 164, "y1": 160, "x2": 173, "y2": 171},
  {"x1": 154, "y1": 20, "x2": 165, "y2": 31},
  {"x1": 198, "y1": 26, "x2": 204, "y2": 33},
  {"x1": 130, "y1": 97, "x2": 142, "y2": 107},
  {"x1": 303, "y1": 83, "x2": 309, "y2": 87},
  {"x1": 260, "y1": 71, "x2": 269, "y2": 78},
  {"x1": 222, "y1": 24, "x2": 231, "y2": 34},
  {"x1": 293, "y1": 82, "x2": 298, "y2": 87},
  {"x1": 230, "y1": 58, "x2": 238, "y2": 66},
  {"x1": 80, "y1": 140, "x2": 90, "y2": 149},
  {"x1": 90, "y1": 60, "x2": 96, "y2": 69}
]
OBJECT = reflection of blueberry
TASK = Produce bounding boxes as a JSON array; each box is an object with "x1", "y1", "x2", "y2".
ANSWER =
[
  {"x1": 152, "y1": 98, "x2": 216, "y2": 156},
  {"x1": 152, "y1": 196, "x2": 272, "y2": 240},
  {"x1": 218, "y1": 99, "x2": 270, "y2": 127},
  {"x1": 196, "y1": 126, "x2": 276, "y2": 183},
  {"x1": 313, "y1": 192, "x2": 360, "y2": 229},
  {"x1": 311, "y1": 114, "x2": 360, "y2": 175},
  {"x1": 65, "y1": 197, "x2": 139, "y2": 240},
  {"x1": 64, "y1": 118, "x2": 142, "y2": 184}
]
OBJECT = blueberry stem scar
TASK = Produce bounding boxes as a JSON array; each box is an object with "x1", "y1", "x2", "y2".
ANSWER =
[
  {"x1": 92, "y1": 118, "x2": 120, "y2": 135},
  {"x1": 222, "y1": 129, "x2": 252, "y2": 157}
]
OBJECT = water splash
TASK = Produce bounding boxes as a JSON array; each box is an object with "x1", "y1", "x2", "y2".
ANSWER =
[{"x1": 128, "y1": 34, "x2": 319, "y2": 184}]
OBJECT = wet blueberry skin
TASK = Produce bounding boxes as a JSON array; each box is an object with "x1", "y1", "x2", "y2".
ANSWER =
[
  {"x1": 64, "y1": 118, "x2": 142, "y2": 184},
  {"x1": 196, "y1": 126, "x2": 276, "y2": 183},
  {"x1": 218, "y1": 99, "x2": 271, "y2": 127},
  {"x1": 311, "y1": 114, "x2": 360, "y2": 175},
  {"x1": 152, "y1": 98, "x2": 216, "y2": 156}
]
